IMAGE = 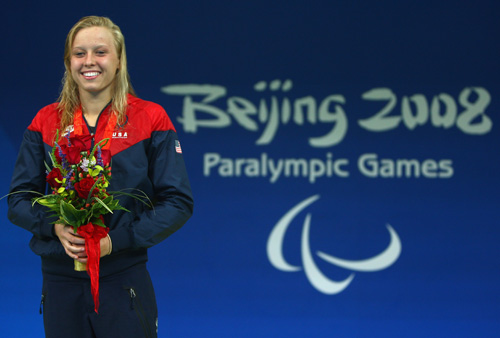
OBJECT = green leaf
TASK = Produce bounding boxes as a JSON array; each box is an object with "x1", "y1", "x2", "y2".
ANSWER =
[
  {"x1": 92, "y1": 217, "x2": 106, "y2": 228},
  {"x1": 90, "y1": 201, "x2": 104, "y2": 214},
  {"x1": 110, "y1": 197, "x2": 131, "y2": 212},
  {"x1": 89, "y1": 165, "x2": 104, "y2": 177},
  {"x1": 60, "y1": 201, "x2": 88, "y2": 227},
  {"x1": 93, "y1": 197, "x2": 113, "y2": 214},
  {"x1": 101, "y1": 195, "x2": 113, "y2": 204},
  {"x1": 32, "y1": 195, "x2": 61, "y2": 213},
  {"x1": 110, "y1": 189, "x2": 154, "y2": 209},
  {"x1": 0, "y1": 190, "x2": 43, "y2": 202},
  {"x1": 44, "y1": 161, "x2": 52, "y2": 173},
  {"x1": 89, "y1": 138, "x2": 110, "y2": 161},
  {"x1": 85, "y1": 179, "x2": 101, "y2": 204}
]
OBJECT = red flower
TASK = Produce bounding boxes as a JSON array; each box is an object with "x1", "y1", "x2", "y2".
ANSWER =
[
  {"x1": 60, "y1": 134, "x2": 93, "y2": 165},
  {"x1": 69, "y1": 134, "x2": 92, "y2": 150},
  {"x1": 74, "y1": 177, "x2": 97, "y2": 199},
  {"x1": 46, "y1": 168, "x2": 63, "y2": 188}
]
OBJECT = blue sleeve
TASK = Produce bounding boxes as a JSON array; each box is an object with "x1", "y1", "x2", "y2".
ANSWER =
[
  {"x1": 8, "y1": 129, "x2": 57, "y2": 239},
  {"x1": 109, "y1": 129, "x2": 194, "y2": 251}
]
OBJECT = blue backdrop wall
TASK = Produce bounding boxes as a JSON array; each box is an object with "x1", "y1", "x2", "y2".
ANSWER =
[{"x1": 1, "y1": 1, "x2": 499, "y2": 337}]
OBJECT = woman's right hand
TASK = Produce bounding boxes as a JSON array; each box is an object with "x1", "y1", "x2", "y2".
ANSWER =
[{"x1": 54, "y1": 223, "x2": 87, "y2": 261}]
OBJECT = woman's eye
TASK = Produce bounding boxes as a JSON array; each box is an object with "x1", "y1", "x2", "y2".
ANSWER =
[
  {"x1": 96, "y1": 50, "x2": 107, "y2": 55},
  {"x1": 74, "y1": 52, "x2": 85, "y2": 57}
]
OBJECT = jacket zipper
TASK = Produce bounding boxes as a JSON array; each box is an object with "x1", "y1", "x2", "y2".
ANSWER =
[{"x1": 83, "y1": 102, "x2": 111, "y2": 149}]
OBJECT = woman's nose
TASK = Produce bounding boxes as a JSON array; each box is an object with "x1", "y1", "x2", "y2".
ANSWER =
[{"x1": 84, "y1": 53, "x2": 95, "y2": 67}]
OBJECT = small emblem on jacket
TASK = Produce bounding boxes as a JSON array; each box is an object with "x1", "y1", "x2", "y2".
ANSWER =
[
  {"x1": 62, "y1": 125, "x2": 74, "y2": 137},
  {"x1": 112, "y1": 132, "x2": 128, "y2": 139},
  {"x1": 175, "y1": 140, "x2": 182, "y2": 154}
]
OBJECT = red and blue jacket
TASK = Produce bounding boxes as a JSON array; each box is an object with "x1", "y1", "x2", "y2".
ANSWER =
[{"x1": 8, "y1": 95, "x2": 194, "y2": 277}]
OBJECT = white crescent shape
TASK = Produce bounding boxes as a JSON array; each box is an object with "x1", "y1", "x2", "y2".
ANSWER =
[
  {"x1": 316, "y1": 224, "x2": 402, "y2": 272},
  {"x1": 302, "y1": 213, "x2": 355, "y2": 294},
  {"x1": 266, "y1": 195, "x2": 320, "y2": 272}
]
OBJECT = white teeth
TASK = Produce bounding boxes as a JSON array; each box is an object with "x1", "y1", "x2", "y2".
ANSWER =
[{"x1": 83, "y1": 72, "x2": 100, "y2": 77}]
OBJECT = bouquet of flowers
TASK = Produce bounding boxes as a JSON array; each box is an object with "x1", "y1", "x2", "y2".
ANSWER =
[{"x1": 33, "y1": 131, "x2": 142, "y2": 312}]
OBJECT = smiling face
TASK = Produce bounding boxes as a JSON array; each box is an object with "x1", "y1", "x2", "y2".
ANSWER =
[{"x1": 70, "y1": 26, "x2": 120, "y2": 101}]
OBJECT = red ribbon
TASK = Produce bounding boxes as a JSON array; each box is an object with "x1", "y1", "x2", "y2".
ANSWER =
[
  {"x1": 73, "y1": 106, "x2": 117, "y2": 150},
  {"x1": 77, "y1": 221, "x2": 109, "y2": 313}
]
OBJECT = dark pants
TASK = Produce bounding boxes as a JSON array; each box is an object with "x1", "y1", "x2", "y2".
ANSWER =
[{"x1": 42, "y1": 263, "x2": 158, "y2": 338}]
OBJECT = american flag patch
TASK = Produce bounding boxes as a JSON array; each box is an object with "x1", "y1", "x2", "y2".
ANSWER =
[{"x1": 175, "y1": 140, "x2": 182, "y2": 154}]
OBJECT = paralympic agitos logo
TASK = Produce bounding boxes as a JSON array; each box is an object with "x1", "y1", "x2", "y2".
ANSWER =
[{"x1": 266, "y1": 195, "x2": 402, "y2": 294}]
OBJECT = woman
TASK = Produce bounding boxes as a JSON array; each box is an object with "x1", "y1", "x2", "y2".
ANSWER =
[{"x1": 8, "y1": 16, "x2": 193, "y2": 338}]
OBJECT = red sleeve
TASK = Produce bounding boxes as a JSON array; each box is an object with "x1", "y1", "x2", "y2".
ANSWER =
[{"x1": 27, "y1": 103, "x2": 61, "y2": 146}]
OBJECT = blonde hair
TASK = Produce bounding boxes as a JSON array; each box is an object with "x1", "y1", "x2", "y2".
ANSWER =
[{"x1": 57, "y1": 16, "x2": 136, "y2": 133}]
